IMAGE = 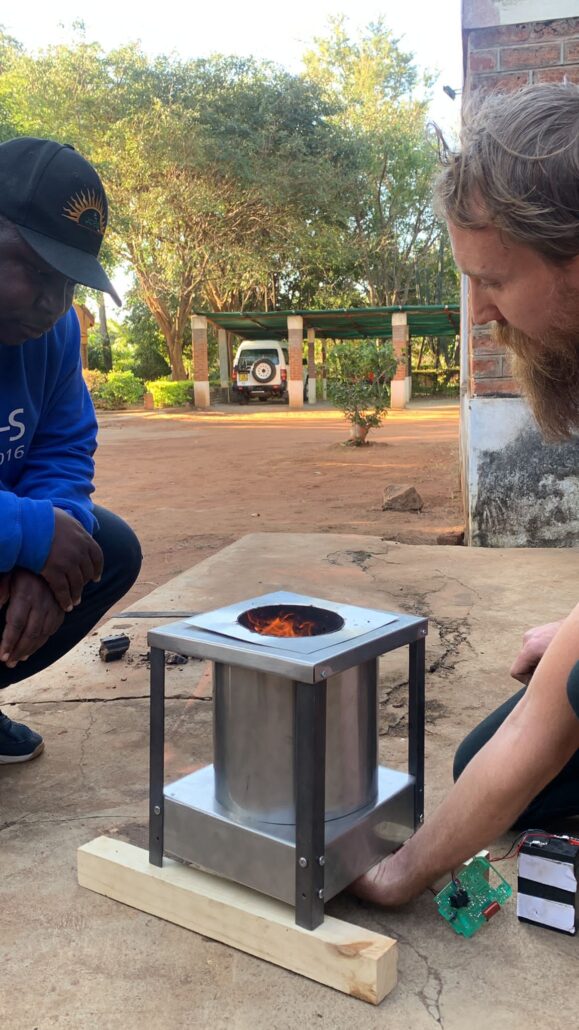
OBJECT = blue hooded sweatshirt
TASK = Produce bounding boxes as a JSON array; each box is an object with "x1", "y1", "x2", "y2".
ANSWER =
[{"x1": 0, "y1": 308, "x2": 97, "y2": 574}]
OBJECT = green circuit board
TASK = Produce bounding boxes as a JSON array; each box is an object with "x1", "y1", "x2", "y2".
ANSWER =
[{"x1": 435, "y1": 856, "x2": 512, "y2": 938}]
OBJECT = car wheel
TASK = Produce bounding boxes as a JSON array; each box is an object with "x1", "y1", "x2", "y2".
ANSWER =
[{"x1": 251, "y1": 358, "x2": 276, "y2": 384}]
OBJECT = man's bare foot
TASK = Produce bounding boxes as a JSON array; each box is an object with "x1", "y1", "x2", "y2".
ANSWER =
[{"x1": 350, "y1": 851, "x2": 419, "y2": 907}]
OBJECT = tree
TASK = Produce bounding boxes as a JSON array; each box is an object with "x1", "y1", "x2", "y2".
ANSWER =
[
  {"x1": 0, "y1": 39, "x2": 354, "y2": 375},
  {"x1": 327, "y1": 339, "x2": 396, "y2": 444},
  {"x1": 303, "y1": 18, "x2": 447, "y2": 306}
]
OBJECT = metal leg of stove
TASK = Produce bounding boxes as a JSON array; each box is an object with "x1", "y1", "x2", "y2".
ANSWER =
[
  {"x1": 294, "y1": 680, "x2": 327, "y2": 931},
  {"x1": 149, "y1": 646, "x2": 166, "y2": 866},
  {"x1": 408, "y1": 637, "x2": 425, "y2": 830}
]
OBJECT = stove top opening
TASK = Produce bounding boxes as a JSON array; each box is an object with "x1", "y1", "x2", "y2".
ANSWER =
[{"x1": 238, "y1": 604, "x2": 345, "y2": 639}]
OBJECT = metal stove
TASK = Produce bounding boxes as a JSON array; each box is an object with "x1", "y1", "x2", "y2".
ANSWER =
[{"x1": 148, "y1": 591, "x2": 427, "y2": 930}]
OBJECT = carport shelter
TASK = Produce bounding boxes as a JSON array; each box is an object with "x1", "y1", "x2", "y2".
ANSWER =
[{"x1": 191, "y1": 306, "x2": 460, "y2": 409}]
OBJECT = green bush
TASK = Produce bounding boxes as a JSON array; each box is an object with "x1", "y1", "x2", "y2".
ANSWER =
[
  {"x1": 327, "y1": 341, "x2": 396, "y2": 444},
  {"x1": 93, "y1": 370, "x2": 145, "y2": 410},
  {"x1": 83, "y1": 368, "x2": 107, "y2": 396},
  {"x1": 412, "y1": 367, "x2": 460, "y2": 397},
  {"x1": 145, "y1": 379, "x2": 194, "y2": 408}
]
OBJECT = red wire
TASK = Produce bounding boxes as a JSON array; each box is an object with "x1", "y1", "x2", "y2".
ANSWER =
[{"x1": 490, "y1": 831, "x2": 579, "y2": 863}]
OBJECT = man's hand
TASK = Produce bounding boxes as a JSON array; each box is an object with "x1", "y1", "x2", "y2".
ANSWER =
[
  {"x1": 41, "y1": 508, "x2": 103, "y2": 612},
  {"x1": 0, "y1": 568, "x2": 65, "y2": 667},
  {"x1": 510, "y1": 620, "x2": 564, "y2": 684},
  {"x1": 0, "y1": 573, "x2": 10, "y2": 609}
]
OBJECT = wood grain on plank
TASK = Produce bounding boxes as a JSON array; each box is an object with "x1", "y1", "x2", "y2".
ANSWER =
[{"x1": 78, "y1": 836, "x2": 397, "y2": 1005}]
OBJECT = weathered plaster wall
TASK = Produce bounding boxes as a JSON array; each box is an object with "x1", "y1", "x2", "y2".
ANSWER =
[{"x1": 466, "y1": 399, "x2": 579, "y2": 546}]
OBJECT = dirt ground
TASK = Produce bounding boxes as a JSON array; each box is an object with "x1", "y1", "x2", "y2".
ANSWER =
[{"x1": 93, "y1": 400, "x2": 462, "y2": 609}]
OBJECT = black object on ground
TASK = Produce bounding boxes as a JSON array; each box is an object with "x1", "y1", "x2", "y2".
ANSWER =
[{"x1": 99, "y1": 634, "x2": 130, "y2": 662}]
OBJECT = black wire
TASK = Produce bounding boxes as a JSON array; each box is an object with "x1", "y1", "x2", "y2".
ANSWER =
[{"x1": 492, "y1": 827, "x2": 547, "y2": 862}]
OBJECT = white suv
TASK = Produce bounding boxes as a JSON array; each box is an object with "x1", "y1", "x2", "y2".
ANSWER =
[{"x1": 232, "y1": 339, "x2": 307, "y2": 403}]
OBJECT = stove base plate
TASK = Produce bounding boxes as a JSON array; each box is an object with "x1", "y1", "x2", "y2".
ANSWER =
[{"x1": 163, "y1": 765, "x2": 415, "y2": 904}]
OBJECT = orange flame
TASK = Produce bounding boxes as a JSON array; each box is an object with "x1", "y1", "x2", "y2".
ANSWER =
[{"x1": 246, "y1": 609, "x2": 317, "y2": 638}]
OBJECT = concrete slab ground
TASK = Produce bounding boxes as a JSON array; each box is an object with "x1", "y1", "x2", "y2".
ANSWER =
[{"x1": 2, "y1": 533, "x2": 577, "y2": 1030}]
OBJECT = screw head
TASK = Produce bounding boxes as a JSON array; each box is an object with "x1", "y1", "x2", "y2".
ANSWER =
[
  {"x1": 298, "y1": 857, "x2": 308, "y2": 868},
  {"x1": 317, "y1": 889, "x2": 324, "y2": 900},
  {"x1": 318, "y1": 856, "x2": 325, "y2": 866},
  {"x1": 153, "y1": 805, "x2": 161, "y2": 816}
]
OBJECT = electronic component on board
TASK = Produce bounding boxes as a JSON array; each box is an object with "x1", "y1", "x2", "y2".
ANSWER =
[{"x1": 435, "y1": 856, "x2": 512, "y2": 937}]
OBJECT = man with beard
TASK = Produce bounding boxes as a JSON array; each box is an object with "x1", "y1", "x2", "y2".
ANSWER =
[
  {"x1": 354, "y1": 82, "x2": 579, "y2": 906},
  {"x1": 0, "y1": 137, "x2": 141, "y2": 763}
]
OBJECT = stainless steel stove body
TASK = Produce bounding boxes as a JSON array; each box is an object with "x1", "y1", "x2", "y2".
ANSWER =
[{"x1": 148, "y1": 591, "x2": 427, "y2": 929}]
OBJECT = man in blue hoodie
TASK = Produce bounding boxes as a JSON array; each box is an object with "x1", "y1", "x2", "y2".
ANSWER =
[{"x1": 0, "y1": 137, "x2": 142, "y2": 763}]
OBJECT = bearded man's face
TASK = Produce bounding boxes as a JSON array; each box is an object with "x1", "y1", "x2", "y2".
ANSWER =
[{"x1": 447, "y1": 220, "x2": 579, "y2": 439}]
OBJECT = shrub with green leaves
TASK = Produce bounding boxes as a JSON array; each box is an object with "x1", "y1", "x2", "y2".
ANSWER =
[
  {"x1": 82, "y1": 368, "x2": 107, "y2": 396},
  {"x1": 92, "y1": 370, "x2": 145, "y2": 410},
  {"x1": 327, "y1": 341, "x2": 396, "y2": 443},
  {"x1": 145, "y1": 379, "x2": 194, "y2": 408}
]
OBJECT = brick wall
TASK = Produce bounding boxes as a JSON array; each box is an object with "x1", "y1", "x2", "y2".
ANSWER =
[
  {"x1": 192, "y1": 323, "x2": 209, "y2": 382},
  {"x1": 464, "y1": 15, "x2": 579, "y2": 397},
  {"x1": 392, "y1": 322, "x2": 409, "y2": 382}
]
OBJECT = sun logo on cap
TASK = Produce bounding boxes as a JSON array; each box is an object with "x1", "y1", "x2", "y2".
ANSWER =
[{"x1": 62, "y1": 189, "x2": 106, "y2": 235}]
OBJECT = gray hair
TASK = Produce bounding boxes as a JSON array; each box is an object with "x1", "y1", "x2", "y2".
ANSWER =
[{"x1": 434, "y1": 83, "x2": 579, "y2": 263}]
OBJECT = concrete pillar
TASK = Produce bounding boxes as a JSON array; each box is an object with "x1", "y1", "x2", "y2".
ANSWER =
[
  {"x1": 307, "y1": 327, "x2": 317, "y2": 405},
  {"x1": 321, "y1": 343, "x2": 328, "y2": 400},
  {"x1": 218, "y1": 328, "x2": 230, "y2": 399},
  {"x1": 287, "y1": 315, "x2": 304, "y2": 409},
  {"x1": 73, "y1": 302, "x2": 94, "y2": 370},
  {"x1": 192, "y1": 315, "x2": 210, "y2": 408},
  {"x1": 390, "y1": 312, "x2": 411, "y2": 410}
]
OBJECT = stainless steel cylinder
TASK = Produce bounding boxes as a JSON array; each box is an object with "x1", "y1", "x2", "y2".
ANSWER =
[{"x1": 213, "y1": 658, "x2": 378, "y2": 824}]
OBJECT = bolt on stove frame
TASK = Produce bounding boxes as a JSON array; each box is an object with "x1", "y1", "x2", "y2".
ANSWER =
[{"x1": 147, "y1": 594, "x2": 427, "y2": 931}]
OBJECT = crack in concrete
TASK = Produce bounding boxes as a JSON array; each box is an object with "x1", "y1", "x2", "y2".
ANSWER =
[
  {"x1": 433, "y1": 568, "x2": 482, "y2": 603},
  {"x1": 427, "y1": 619, "x2": 475, "y2": 676},
  {"x1": 323, "y1": 547, "x2": 478, "y2": 697},
  {"x1": 0, "y1": 819, "x2": 21, "y2": 833},
  {"x1": 1, "y1": 694, "x2": 202, "y2": 706},
  {"x1": 393, "y1": 930, "x2": 445, "y2": 1027},
  {"x1": 78, "y1": 705, "x2": 96, "y2": 788}
]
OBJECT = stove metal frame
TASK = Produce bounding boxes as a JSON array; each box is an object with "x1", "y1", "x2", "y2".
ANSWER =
[{"x1": 147, "y1": 593, "x2": 427, "y2": 931}]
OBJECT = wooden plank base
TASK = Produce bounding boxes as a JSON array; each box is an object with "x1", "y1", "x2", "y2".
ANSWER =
[{"x1": 78, "y1": 836, "x2": 397, "y2": 1005}]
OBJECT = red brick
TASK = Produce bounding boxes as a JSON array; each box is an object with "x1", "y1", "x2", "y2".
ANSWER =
[
  {"x1": 473, "y1": 356, "x2": 502, "y2": 378},
  {"x1": 469, "y1": 49, "x2": 498, "y2": 73},
  {"x1": 468, "y1": 71, "x2": 531, "y2": 95},
  {"x1": 192, "y1": 329, "x2": 209, "y2": 380},
  {"x1": 534, "y1": 65, "x2": 579, "y2": 85},
  {"x1": 392, "y1": 325, "x2": 409, "y2": 344},
  {"x1": 564, "y1": 40, "x2": 579, "y2": 63},
  {"x1": 502, "y1": 351, "x2": 515, "y2": 377},
  {"x1": 471, "y1": 377, "x2": 520, "y2": 397},
  {"x1": 393, "y1": 350, "x2": 408, "y2": 381},
  {"x1": 471, "y1": 324, "x2": 498, "y2": 348},
  {"x1": 500, "y1": 44, "x2": 562, "y2": 71},
  {"x1": 469, "y1": 19, "x2": 579, "y2": 50},
  {"x1": 472, "y1": 335, "x2": 506, "y2": 355}
]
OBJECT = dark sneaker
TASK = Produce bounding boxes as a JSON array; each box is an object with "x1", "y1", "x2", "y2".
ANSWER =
[{"x1": 0, "y1": 711, "x2": 44, "y2": 763}]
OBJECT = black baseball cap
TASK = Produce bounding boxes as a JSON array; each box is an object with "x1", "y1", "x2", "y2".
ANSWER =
[{"x1": 0, "y1": 137, "x2": 121, "y2": 305}]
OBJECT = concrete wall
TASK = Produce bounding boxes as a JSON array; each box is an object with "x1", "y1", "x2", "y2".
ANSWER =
[
  {"x1": 466, "y1": 399, "x2": 579, "y2": 546},
  {"x1": 461, "y1": 0, "x2": 579, "y2": 546}
]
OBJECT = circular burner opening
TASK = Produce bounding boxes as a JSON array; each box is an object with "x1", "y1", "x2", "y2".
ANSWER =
[{"x1": 238, "y1": 604, "x2": 344, "y2": 638}]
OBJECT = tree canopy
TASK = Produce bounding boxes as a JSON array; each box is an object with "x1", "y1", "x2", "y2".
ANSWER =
[{"x1": 0, "y1": 22, "x2": 458, "y2": 378}]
